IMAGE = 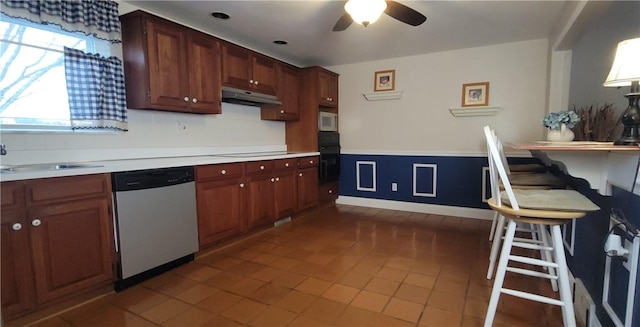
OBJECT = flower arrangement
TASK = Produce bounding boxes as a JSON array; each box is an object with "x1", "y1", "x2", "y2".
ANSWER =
[{"x1": 542, "y1": 110, "x2": 580, "y2": 130}]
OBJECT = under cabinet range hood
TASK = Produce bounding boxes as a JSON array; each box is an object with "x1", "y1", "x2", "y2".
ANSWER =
[{"x1": 221, "y1": 86, "x2": 282, "y2": 107}]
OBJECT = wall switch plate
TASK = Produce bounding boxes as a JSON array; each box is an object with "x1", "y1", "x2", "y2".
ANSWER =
[{"x1": 391, "y1": 183, "x2": 397, "y2": 192}]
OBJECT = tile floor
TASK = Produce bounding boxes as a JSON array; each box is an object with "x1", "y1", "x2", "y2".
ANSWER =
[{"x1": 20, "y1": 204, "x2": 564, "y2": 327}]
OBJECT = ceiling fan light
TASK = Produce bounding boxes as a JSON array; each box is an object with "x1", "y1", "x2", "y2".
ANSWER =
[{"x1": 345, "y1": 0, "x2": 387, "y2": 27}]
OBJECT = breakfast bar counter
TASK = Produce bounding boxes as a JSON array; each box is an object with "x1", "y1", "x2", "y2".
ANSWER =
[{"x1": 506, "y1": 141, "x2": 640, "y2": 195}]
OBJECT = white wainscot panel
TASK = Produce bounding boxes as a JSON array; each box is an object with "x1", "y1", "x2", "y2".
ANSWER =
[
  {"x1": 356, "y1": 161, "x2": 377, "y2": 192},
  {"x1": 413, "y1": 163, "x2": 437, "y2": 197}
]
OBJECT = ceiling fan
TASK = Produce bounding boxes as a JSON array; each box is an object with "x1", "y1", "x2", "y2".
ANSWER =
[{"x1": 332, "y1": 0, "x2": 427, "y2": 32}]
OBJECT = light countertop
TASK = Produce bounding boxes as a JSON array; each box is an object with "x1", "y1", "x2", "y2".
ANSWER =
[{"x1": 0, "y1": 151, "x2": 320, "y2": 182}]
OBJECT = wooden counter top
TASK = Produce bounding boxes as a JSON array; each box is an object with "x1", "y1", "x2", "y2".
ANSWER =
[
  {"x1": 506, "y1": 141, "x2": 639, "y2": 152},
  {"x1": 505, "y1": 141, "x2": 640, "y2": 195}
]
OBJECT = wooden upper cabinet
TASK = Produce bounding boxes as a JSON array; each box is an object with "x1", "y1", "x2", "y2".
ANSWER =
[
  {"x1": 222, "y1": 43, "x2": 277, "y2": 96},
  {"x1": 261, "y1": 63, "x2": 300, "y2": 121},
  {"x1": 318, "y1": 69, "x2": 339, "y2": 107},
  {"x1": 120, "y1": 11, "x2": 221, "y2": 114},
  {"x1": 186, "y1": 31, "x2": 222, "y2": 114}
]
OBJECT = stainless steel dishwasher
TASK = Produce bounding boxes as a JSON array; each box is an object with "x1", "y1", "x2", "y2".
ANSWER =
[{"x1": 112, "y1": 166, "x2": 198, "y2": 291}]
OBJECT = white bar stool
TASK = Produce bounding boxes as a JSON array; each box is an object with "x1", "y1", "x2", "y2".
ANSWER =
[{"x1": 483, "y1": 126, "x2": 600, "y2": 327}]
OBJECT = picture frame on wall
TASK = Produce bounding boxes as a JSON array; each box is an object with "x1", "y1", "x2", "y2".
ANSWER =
[
  {"x1": 374, "y1": 70, "x2": 395, "y2": 92},
  {"x1": 462, "y1": 82, "x2": 489, "y2": 107}
]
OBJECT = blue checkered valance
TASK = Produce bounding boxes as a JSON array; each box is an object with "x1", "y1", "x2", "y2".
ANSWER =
[
  {"x1": 0, "y1": 0, "x2": 121, "y2": 43},
  {"x1": 64, "y1": 47, "x2": 127, "y2": 131}
]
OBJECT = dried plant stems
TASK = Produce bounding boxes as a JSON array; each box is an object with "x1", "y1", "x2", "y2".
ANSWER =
[{"x1": 571, "y1": 103, "x2": 620, "y2": 141}]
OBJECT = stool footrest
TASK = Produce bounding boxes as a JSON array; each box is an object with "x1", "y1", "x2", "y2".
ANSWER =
[
  {"x1": 506, "y1": 266, "x2": 558, "y2": 280},
  {"x1": 511, "y1": 241, "x2": 553, "y2": 252},
  {"x1": 501, "y1": 288, "x2": 565, "y2": 306},
  {"x1": 509, "y1": 254, "x2": 559, "y2": 268}
]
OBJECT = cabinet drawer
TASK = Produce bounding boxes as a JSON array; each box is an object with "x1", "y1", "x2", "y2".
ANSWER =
[
  {"x1": 298, "y1": 156, "x2": 319, "y2": 168},
  {"x1": 246, "y1": 160, "x2": 274, "y2": 175},
  {"x1": 196, "y1": 163, "x2": 244, "y2": 181},
  {"x1": 25, "y1": 174, "x2": 110, "y2": 205},
  {"x1": 274, "y1": 158, "x2": 298, "y2": 171}
]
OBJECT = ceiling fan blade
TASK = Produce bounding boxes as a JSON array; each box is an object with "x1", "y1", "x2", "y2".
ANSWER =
[
  {"x1": 332, "y1": 12, "x2": 353, "y2": 31},
  {"x1": 384, "y1": 1, "x2": 427, "y2": 26}
]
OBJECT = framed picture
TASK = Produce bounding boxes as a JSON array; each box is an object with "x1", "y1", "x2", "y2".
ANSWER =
[
  {"x1": 374, "y1": 70, "x2": 395, "y2": 92},
  {"x1": 462, "y1": 82, "x2": 489, "y2": 107}
]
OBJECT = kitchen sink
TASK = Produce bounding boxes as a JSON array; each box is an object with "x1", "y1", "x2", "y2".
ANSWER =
[{"x1": 0, "y1": 163, "x2": 103, "y2": 173}]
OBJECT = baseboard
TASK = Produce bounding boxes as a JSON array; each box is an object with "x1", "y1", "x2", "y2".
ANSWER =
[{"x1": 335, "y1": 196, "x2": 494, "y2": 220}]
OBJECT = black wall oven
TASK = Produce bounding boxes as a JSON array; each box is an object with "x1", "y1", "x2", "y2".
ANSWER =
[{"x1": 319, "y1": 132, "x2": 340, "y2": 184}]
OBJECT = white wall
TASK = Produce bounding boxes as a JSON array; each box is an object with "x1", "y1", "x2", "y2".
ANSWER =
[
  {"x1": 329, "y1": 39, "x2": 550, "y2": 155},
  {"x1": 0, "y1": 103, "x2": 286, "y2": 165}
]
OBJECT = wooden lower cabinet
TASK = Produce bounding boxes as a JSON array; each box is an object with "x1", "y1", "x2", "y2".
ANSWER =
[
  {"x1": 1, "y1": 175, "x2": 115, "y2": 321},
  {"x1": 1, "y1": 208, "x2": 34, "y2": 319},
  {"x1": 247, "y1": 172, "x2": 276, "y2": 229},
  {"x1": 319, "y1": 181, "x2": 339, "y2": 203},
  {"x1": 297, "y1": 156, "x2": 319, "y2": 211},
  {"x1": 274, "y1": 159, "x2": 298, "y2": 220},
  {"x1": 195, "y1": 157, "x2": 321, "y2": 248},
  {"x1": 195, "y1": 164, "x2": 246, "y2": 248}
]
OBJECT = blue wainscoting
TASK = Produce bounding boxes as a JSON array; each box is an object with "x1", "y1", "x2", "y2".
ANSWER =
[{"x1": 339, "y1": 153, "x2": 540, "y2": 212}]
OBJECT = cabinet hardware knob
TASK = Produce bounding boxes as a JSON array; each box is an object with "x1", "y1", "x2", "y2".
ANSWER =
[
  {"x1": 254, "y1": 80, "x2": 259, "y2": 85},
  {"x1": 280, "y1": 110, "x2": 284, "y2": 114},
  {"x1": 260, "y1": 165, "x2": 264, "y2": 170},
  {"x1": 249, "y1": 79, "x2": 254, "y2": 84},
  {"x1": 192, "y1": 98, "x2": 198, "y2": 103},
  {"x1": 275, "y1": 177, "x2": 280, "y2": 182},
  {"x1": 310, "y1": 160, "x2": 314, "y2": 164},
  {"x1": 285, "y1": 163, "x2": 289, "y2": 167},
  {"x1": 329, "y1": 190, "x2": 333, "y2": 194},
  {"x1": 12, "y1": 223, "x2": 22, "y2": 231},
  {"x1": 299, "y1": 173, "x2": 303, "y2": 177},
  {"x1": 183, "y1": 96, "x2": 189, "y2": 102},
  {"x1": 221, "y1": 169, "x2": 227, "y2": 175},
  {"x1": 240, "y1": 183, "x2": 245, "y2": 188},
  {"x1": 270, "y1": 178, "x2": 275, "y2": 182},
  {"x1": 31, "y1": 219, "x2": 41, "y2": 227}
]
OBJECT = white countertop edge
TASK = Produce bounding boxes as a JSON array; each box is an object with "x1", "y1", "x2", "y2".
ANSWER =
[{"x1": 0, "y1": 152, "x2": 320, "y2": 182}]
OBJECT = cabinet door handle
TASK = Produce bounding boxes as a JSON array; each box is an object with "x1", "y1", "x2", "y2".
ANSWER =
[
  {"x1": 12, "y1": 223, "x2": 22, "y2": 231},
  {"x1": 299, "y1": 172, "x2": 303, "y2": 177},
  {"x1": 270, "y1": 178, "x2": 275, "y2": 182},
  {"x1": 240, "y1": 183, "x2": 245, "y2": 188},
  {"x1": 260, "y1": 165, "x2": 264, "y2": 170},
  {"x1": 221, "y1": 169, "x2": 227, "y2": 175},
  {"x1": 183, "y1": 96, "x2": 189, "y2": 102},
  {"x1": 31, "y1": 219, "x2": 41, "y2": 227},
  {"x1": 192, "y1": 98, "x2": 198, "y2": 103}
]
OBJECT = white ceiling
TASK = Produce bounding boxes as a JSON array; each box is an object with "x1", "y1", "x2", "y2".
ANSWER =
[{"x1": 121, "y1": 0, "x2": 570, "y2": 67}]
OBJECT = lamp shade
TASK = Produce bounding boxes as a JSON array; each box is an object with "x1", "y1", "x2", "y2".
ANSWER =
[
  {"x1": 603, "y1": 38, "x2": 640, "y2": 87},
  {"x1": 345, "y1": 0, "x2": 387, "y2": 26}
]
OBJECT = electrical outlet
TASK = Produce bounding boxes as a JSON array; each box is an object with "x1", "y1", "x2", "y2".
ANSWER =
[{"x1": 391, "y1": 183, "x2": 397, "y2": 192}]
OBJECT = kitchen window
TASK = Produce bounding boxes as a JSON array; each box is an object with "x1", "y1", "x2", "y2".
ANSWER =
[{"x1": 0, "y1": 0, "x2": 127, "y2": 132}]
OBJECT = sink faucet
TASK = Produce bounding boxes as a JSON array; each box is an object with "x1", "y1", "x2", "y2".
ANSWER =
[{"x1": 0, "y1": 145, "x2": 6, "y2": 155}]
